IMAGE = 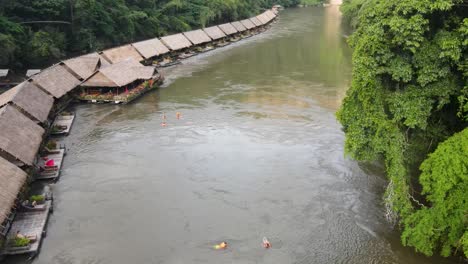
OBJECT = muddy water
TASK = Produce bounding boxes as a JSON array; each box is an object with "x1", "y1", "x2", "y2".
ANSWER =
[{"x1": 7, "y1": 6, "x2": 458, "y2": 264}]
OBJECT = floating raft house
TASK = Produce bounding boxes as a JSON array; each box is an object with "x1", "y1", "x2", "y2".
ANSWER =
[
  {"x1": 83, "y1": 52, "x2": 112, "y2": 67},
  {"x1": 0, "y1": 105, "x2": 45, "y2": 166},
  {"x1": 30, "y1": 64, "x2": 81, "y2": 99},
  {"x1": 256, "y1": 12, "x2": 271, "y2": 25},
  {"x1": 132, "y1": 38, "x2": 170, "y2": 60},
  {"x1": 0, "y1": 156, "x2": 27, "y2": 236},
  {"x1": 101, "y1": 45, "x2": 144, "y2": 64},
  {"x1": 240, "y1": 19, "x2": 256, "y2": 30},
  {"x1": 249, "y1": 17, "x2": 263, "y2": 27},
  {"x1": 62, "y1": 55, "x2": 101, "y2": 81},
  {"x1": 79, "y1": 59, "x2": 159, "y2": 104},
  {"x1": 0, "y1": 82, "x2": 53, "y2": 124},
  {"x1": 231, "y1": 21, "x2": 248, "y2": 32},
  {"x1": 265, "y1": 10, "x2": 276, "y2": 20},
  {"x1": 218, "y1": 23, "x2": 238, "y2": 36},
  {"x1": 183, "y1": 29, "x2": 212, "y2": 46},
  {"x1": 203, "y1": 26, "x2": 227, "y2": 40},
  {"x1": 160, "y1": 34, "x2": 193, "y2": 51}
]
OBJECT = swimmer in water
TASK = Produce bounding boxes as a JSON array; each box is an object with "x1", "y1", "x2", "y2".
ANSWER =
[
  {"x1": 176, "y1": 112, "x2": 181, "y2": 119},
  {"x1": 262, "y1": 237, "x2": 271, "y2": 249},
  {"x1": 161, "y1": 112, "x2": 167, "y2": 127},
  {"x1": 214, "y1": 241, "x2": 227, "y2": 249}
]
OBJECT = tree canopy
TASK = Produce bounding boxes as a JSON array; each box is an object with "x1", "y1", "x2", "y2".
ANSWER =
[
  {"x1": 339, "y1": 0, "x2": 467, "y2": 258},
  {"x1": 0, "y1": 0, "x2": 301, "y2": 69}
]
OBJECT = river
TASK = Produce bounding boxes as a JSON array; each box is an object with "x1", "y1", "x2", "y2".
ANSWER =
[{"x1": 6, "y1": 6, "x2": 458, "y2": 264}]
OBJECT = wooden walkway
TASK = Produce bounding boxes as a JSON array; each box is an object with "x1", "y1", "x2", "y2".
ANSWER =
[
  {"x1": 35, "y1": 148, "x2": 65, "y2": 181},
  {"x1": 51, "y1": 114, "x2": 75, "y2": 136},
  {"x1": 2, "y1": 200, "x2": 52, "y2": 257}
]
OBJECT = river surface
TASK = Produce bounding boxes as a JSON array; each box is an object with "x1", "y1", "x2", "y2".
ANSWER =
[{"x1": 6, "y1": 6, "x2": 458, "y2": 264}]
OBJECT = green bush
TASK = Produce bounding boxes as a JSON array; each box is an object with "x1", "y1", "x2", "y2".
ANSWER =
[
  {"x1": 30, "y1": 195, "x2": 45, "y2": 203},
  {"x1": 46, "y1": 140, "x2": 57, "y2": 149},
  {"x1": 12, "y1": 237, "x2": 30, "y2": 247},
  {"x1": 51, "y1": 126, "x2": 61, "y2": 133}
]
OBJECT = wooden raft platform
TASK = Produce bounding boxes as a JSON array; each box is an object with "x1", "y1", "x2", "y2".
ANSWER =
[
  {"x1": 51, "y1": 114, "x2": 75, "y2": 136},
  {"x1": 2, "y1": 200, "x2": 52, "y2": 257},
  {"x1": 35, "y1": 148, "x2": 65, "y2": 181}
]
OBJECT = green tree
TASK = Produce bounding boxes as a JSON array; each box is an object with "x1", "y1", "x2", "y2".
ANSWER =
[
  {"x1": 402, "y1": 129, "x2": 467, "y2": 257},
  {"x1": 26, "y1": 30, "x2": 66, "y2": 65},
  {"x1": 338, "y1": 0, "x2": 467, "y2": 258},
  {"x1": 0, "y1": 33, "x2": 16, "y2": 66}
]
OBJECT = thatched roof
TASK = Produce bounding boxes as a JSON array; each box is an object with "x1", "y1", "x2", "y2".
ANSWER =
[
  {"x1": 265, "y1": 10, "x2": 276, "y2": 20},
  {"x1": 231, "y1": 21, "x2": 247, "y2": 32},
  {"x1": 101, "y1": 45, "x2": 144, "y2": 64},
  {"x1": 0, "y1": 69, "x2": 9, "y2": 78},
  {"x1": 183, "y1": 29, "x2": 212, "y2": 45},
  {"x1": 218, "y1": 23, "x2": 238, "y2": 35},
  {"x1": 0, "y1": 82, "x2": 53, "y2": 123},
  {"x1": 0, "y1": 156, "x2": 27, "y2": 224},
  {"x1": 250, "y1": 17, "x2": 263, "y2": 27},
  {"x1": 203, "y1": 26, "x2": 226, "y2": 40},
  {"x1": 63, "y1": 55, "x2": 100, "y2": 80},
  {"x1": 32, "y1": 64, "x2": 81, "y2": 98},
  {"x1": 132, "y1": 38, "x2": 170, "y2": 59},
  {"x1": 82, "y1": 59, "x2": 155, "y2": 88},
  {"x1": 26, "y1": 69, "x2": 41, "y2": 78},
  {"x1": 160, "y1": 34, "x2": 192, "y2": 51},
  {"x1": 0, "y1": 105, "x2": 44, "y2": 165},
  {"x1": 83, "y1": 53, "x2": 112, "y2": 67},
  {"x1": 258, "y1": 13, "x2": 271, "y2": 24},
  {"x1": 240, "y1": 19, "x2": 256, "y2": 30}
]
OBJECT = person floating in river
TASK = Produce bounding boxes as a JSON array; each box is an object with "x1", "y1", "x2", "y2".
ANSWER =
[
  {"x1": 262, "y1": 237, "x2": 271, "y2": 249},
  {"x1": 176, "y1": 112, "x2": 181, "y2": 119},
  {"x1": 161, "y1": 112, "x2": 167, "y2": 127},
  {"x1": 214, "y1": 241, "x2": 227, "y2": 250}
]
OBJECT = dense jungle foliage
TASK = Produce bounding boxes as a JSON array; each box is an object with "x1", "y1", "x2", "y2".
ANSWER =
[
  {"x1": 0, "y1": 0, "x2": 302, "y2": 69},
  {"x1": 339, "y1": 0, "x2": 467, "y2": 258}
]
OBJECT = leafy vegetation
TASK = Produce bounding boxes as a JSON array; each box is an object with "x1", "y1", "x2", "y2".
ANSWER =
[
  {"x1": 30, "y1": 195, "x2": 45, "y2": 203},
  {"x1": 339, "y1": 0, "x2": 467, "y2": 258},
  {"x1": 299, "y1": 0, "x2": 322, "y2": 6},
  {"x1": 46, "y1": 140, "x2": 58, "y2": 150},
  {"x1": 0, "y1": 0, "x2": 300, "y2": 69},
  {"x1": 11, "y1": 237, "x2": 30, "y2": 247},
  {"x1": 402, "y1": 129, "x2": 467, "y2": 257}
]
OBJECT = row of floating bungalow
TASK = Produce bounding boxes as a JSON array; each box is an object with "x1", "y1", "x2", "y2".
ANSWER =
[{"x1": 0, "y1": 8, "x2": 278, "y2": 259}]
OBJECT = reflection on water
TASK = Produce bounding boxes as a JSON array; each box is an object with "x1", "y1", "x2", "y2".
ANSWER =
[{"x1": 6, "y1": 6, "x2": 458, "y2": 264}]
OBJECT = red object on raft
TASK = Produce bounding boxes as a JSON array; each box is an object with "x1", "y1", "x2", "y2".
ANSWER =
[{"x1": 45, "y1": 159, "x2": 55, "y2": 166}]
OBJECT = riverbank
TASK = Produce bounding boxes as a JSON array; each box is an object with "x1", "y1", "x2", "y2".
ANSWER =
[{"x1": 0, "y1": 8, "x2": 279, "y2": 261}]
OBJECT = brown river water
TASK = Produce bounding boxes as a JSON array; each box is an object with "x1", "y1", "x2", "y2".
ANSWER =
[{"x1": 5, "y1": 6, "x2": 459, "y2": 264}]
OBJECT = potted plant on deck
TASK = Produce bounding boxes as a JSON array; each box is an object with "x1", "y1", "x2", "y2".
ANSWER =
[{"x1": 8, "y1": 236, "x2": 32, "y2": 251}]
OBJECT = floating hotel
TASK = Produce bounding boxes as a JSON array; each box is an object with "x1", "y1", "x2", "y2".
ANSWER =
[{"x1": 0, "y1": 8, "x2": 278, "y2": 259}]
